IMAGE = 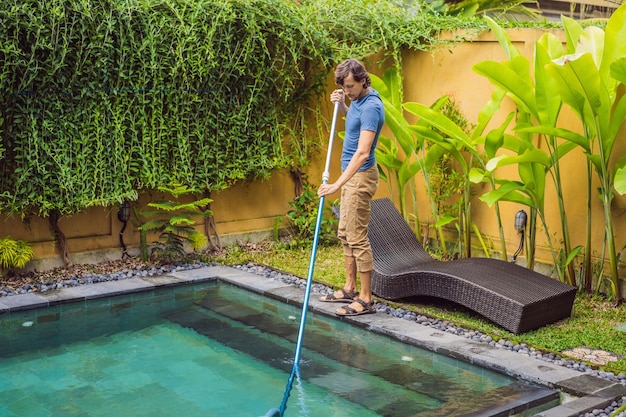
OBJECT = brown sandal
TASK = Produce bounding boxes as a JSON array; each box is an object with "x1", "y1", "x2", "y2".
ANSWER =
[
  {"x1": 319, "y1": 289, "x2": 359, "y2": 303},
  {"x1": 335, "y1": 298, "x2": 376, "y2": 316}
]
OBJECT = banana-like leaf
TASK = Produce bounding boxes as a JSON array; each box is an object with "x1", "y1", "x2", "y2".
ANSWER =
[
  {"x1": 565, "y1": 245, "x2": 584, "y2": 267},
  {"x1": 555, "y1": 142, "x2": 578, "y2": 163},
  {"x1": 486, "y1": 149, "x2": 551, "y2": 171},
  {"x1": 518, "y1": 163, "x2": 537, "y2": 192},
  {"x1": 616, "y1": 171, "x2": 626, "y2": 196},
  {"x1": 410, "y1": 125, "x2": 468, "y2": 171},
  {"x1": 469, "y1": 167, "x2": 486, "y2": 184},
  {"x1": 380, "y1": 68, "x2": 404, "y2": 111},
  {"x1": 472, "y1": 87, "x2": 507, "y2": 140},
  {"x1": 611, "y1": 57, "x2": 626, "y2": 84},
  {"x1": 515, "y1": 125, "x2": 590, "y2": 152},
  {"x1": 537, "y1": 32, "x2": 565, "y2": 60},
  {"x1": 372, "y1": 73, "x2": 418, "y2": 157},
  {"x1": 535, "y1": 40, "x2": 562, "y2": 126},
  {"x1": 608, "y1": 94, "x2": 626, "y2": 153},
  {"x1": 588, "y1": 154, "x2": 602, "y2": 173},
  {"x1": 398, "y1": 159, "x2": 423, "y2": 189},
  {"x1": 600, "y1": 2, "x2": 626, "y2": 88},
  {"x1": 480, "y1": 181, "x2": 533, "y2": 207},
  {"x1": 547, "y1": 53, "x2": 604, "y2": 132},
  {"x1": 484, "y1": 111, "x2": 514, "y2": 159},
  {"x1": 485, "y1": 154, "x2": 508, "y2": 172},
  {"x1": 561, "y1": 16, "x2": 583, "y2": 55},
  {"x1": 484, "y1": 16, "x2": 520, "y2": 60},
  {"x1": 423, "y1": 143, "x2": 447, "y2": 172},
  {"x1": 501, "y1": 133, "x2": 523, "y2": 153},
  {"x1": 614, "y1": 154, "x2": 626, "y2": 195},
  {"x1": 375, "y1": 151, "x2": 403, "y2": 171},
  {"x1": 435, "y1": 214, "x2": 457, "y2": 228},
  {"x1": 404, "y1": 102, "x2": 473, "y2": 149},
  {"x1": 578, "y1": 26, "x2": 605, "y2": 69},
  {"x1": 473, "y1": 60, "x2": 535, "y2": 116}
]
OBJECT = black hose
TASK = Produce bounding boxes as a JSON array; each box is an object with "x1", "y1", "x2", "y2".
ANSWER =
[{"x1": 511, "y1": 230, "x2": 524, "y2": 263}]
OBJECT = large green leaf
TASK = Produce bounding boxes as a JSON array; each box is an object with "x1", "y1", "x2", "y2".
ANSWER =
[
  {"x1": 534, "y1": 40, "x2": 562, "y2": 126},
  {"x1": 372, "y1": 72, "x2": 418, "y2": 156},
  {"x1": 547, "y1": 53, "x2": 603, "y2": 133},
  {"x1": 515, "y1": 125, "x2": 590, "y2": 152},
  {"x1": 435, "y1": 214, "x2": 457, "y2": 228},
  {"x1": 537, "y1": 32, "x2": 564, "y2": 60},
  {"x1": 422, "y1": 144, "x2": 447, "y2": 172},
  {"x1": 607, "y1": 94, "x2": 626, "y2": 156},
  {"x1": 615, "y1": 160, "x2": 626, "y2": 196},
  {"x1": 552, "y1": 53, "x2": 603, "y2": 112},
  {"x1": 469, "y1": 167, "x2": 485, "y2": 183},
  {"x1": 600, "y1": 2, "x2": 626, "y2": 88},
  {"x1": 480, "y1": 181, "x2": 533, "y2": 207},
  {"x1": 472, "y1": 87, "x2": 507, "y2": 140},
  {"x1": 577, "y1": 26, "x2": 604, "y2": 69},
  {"x1": 484, "y1": 112, "x2": 514, "y2": 159},
  {"x1": 561, "y1": 16, "x2": 583, "y2": 55},
  {"x1": 473, "y1": 59, "x2": 535, "y2": 116},
  {"x1": 485, "y1": 149, "x2": 551, "y2": 170},
  {"x1": 404, "y1": 102, "x2": 473, "y2": 149},
  {"x1": 484, "y1": 16, "x2": 520, "y2": 60},
  {"x1": 398, "y1": 159, "x2": 423, "y2": 189},
  {"x1": 382, "y1": 97, "x2": 417, "y2": 155},
  {"x1": 409, "y1": 125, "x2": 467, "y2": 171},
  {"x1": 610, "y1": 57, "x2": 626, "y2": 85},
  {"x1": 382, "y1": 68, "x2": 404, "y2": 111}
]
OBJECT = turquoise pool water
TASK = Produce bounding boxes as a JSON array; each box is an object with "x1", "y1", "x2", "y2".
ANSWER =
[{"x1": 0, "y1": 282, "x2": 548, "y2": 416}]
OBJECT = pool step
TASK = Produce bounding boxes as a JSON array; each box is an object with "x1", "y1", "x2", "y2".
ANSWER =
[
  {"x1": 166, "y1": 300, "x2": 442, "y2": 416},
  {"x1": 168, "y1": 284, "x2": 559, "y2": 417}
]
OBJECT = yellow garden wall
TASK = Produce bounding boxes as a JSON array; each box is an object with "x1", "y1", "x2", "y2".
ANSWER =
[{"x1": 1, "y1": 28, "x2": 625, "y2": 292}]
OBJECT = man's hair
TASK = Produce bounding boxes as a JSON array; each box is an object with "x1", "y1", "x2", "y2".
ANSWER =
[{"x1": 334, "y1": 59, "x2": 371, "y2": 88}]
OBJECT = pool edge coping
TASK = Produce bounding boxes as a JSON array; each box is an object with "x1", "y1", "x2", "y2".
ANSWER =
[{"x1": 1, "y1": 264, "x2": 624, "y2": 417}]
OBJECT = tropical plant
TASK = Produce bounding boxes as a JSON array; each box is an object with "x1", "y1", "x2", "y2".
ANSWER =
[
  {"x1": 0, "y1": 237, "x2": 33, "y2": 273},
  {"x1": 372, "y1": 68, "x2": 507, "y2": 259},
  {"x1": 470, "y1": 7, "x2": 626, "y2": 301},
  {"x1": 404, "y1": 87, "x2": 513, "y2": 261},
  {"x1": 415, "y1": 96, "x2": 494, "y2": 259},
  {"x1": 140, "y1": 183, "x2": 212, "y2": 261},
  {"x1": 470, "y1": 17, "x2": 581, "y2": 284},
  {"x1": 540, "y1": 7, "x2": 626, "y2": 301},
  {"x1": 370, "y1": 69, "x2": 423, "y2": 236},
  {"x1": 285, "y1": 177, "x2": 338, "y2": 248}
]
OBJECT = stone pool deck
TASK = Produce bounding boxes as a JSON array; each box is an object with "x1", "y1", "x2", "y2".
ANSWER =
[{"x1": 1, "y1": 264, "x2": 625, "y2": 417}]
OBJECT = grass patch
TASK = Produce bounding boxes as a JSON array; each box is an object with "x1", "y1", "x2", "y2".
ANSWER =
[{"x1": 205, "y1": 241, "x2": 626, "y2": 374}]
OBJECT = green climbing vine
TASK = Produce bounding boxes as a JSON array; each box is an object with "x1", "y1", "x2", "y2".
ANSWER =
[{"x1": 0, "y1": 0, "x2": 493, "y2": 218}]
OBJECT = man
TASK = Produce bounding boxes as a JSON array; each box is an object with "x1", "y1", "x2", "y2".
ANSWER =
[{"x1": 318, "y1": 59, "x2": 384, "y2": 316}]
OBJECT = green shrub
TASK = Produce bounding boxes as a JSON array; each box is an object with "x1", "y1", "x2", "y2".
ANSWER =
[
  {"x1": 285, "y1": 178, "x2": 338, "y2": 248},
  {"x1": 0, "y1": 238, "x2": 33, "y2": 272},
  {"x1": 140, "y1": 183, "x2": 212, "y2": 262}
]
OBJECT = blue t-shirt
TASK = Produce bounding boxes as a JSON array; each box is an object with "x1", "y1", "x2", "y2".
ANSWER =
[{"x1": 341, "y1": 89, "x2": 384, "y2": 172}]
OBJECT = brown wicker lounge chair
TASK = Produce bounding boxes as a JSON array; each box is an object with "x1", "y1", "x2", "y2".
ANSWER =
[{"x1": 335, "y1": 198, "x2": 576, "y2": 334}]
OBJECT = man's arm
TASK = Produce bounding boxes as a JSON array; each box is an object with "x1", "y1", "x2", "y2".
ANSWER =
[
  {"x1": 330, "y1": 89, "x2": 349, "y2": 115},
  {"x1": 317, "y1": 129, "x2": 376, "y2": 197}
]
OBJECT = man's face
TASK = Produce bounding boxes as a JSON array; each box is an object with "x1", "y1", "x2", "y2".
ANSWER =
[{"x1": 341, "y1": 72, "x2": 366, "y2": 101}]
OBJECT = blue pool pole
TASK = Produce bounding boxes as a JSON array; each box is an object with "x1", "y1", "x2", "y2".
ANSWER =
[{"x1": 264, "y1": 101, "x2": 340, "y2": 417}]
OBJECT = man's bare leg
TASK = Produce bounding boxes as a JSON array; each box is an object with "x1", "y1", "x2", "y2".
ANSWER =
[
  {"x1": 335, "y1": 269, "x2": 374, "y2": 315},
  {"x1": 319, "y1": 256, "x2": 359, "y2": 302},
  {"x1": 343, "y1": 255, "x2": 358, "y2": 294},
  {"x1": 359, "y1": 270, "x2": 372, "y2": 303}
]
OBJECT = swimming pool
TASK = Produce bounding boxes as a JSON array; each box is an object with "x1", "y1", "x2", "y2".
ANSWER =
[{"x1": 0, "y1": 280, "x2": 557, "y2": 416}]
